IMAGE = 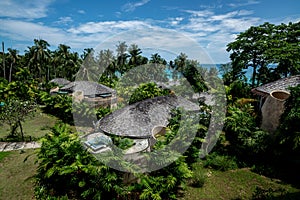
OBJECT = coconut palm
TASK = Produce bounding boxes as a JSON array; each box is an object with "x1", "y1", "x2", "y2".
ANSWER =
[
  {"x1": 116, "y1": 42, "x2": 129, "y2": 74},
  {"x1": 75, "y1": 49, "x2": 98, "y2": 81},
  {"x1": 51, "y1": 44, "x2": 80, "y2": 80},
  {"x1": 128, "y1": 44, "x2": 148, "y2": 68},
  {"x1": 26, "y1": 39, "x2": 51, "y2": 81},
  {"x1": 7, "y1": 48, "x2": 20, "y2": 82}
]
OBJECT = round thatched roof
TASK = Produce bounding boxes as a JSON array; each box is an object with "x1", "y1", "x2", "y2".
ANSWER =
[
  {"x1": 97, "y1": 95, "x2": 199, "y2": 138},
  {"x1": 49, "y1": 78, "x2": 71, "y2": 86},
  {"x1": 61, "y1": 81, "x2": 116, "y2": 96}
]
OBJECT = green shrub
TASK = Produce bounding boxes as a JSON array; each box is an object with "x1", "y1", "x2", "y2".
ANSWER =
[
  {"x1": 35, "y1": 122, "x2": 195, "y2": 200},
  {"x1": 128, "y1": 82, "x2": 170, "y2": 104},
  {"x1": 203, "y1": 152, "x2": 238, "y2": 171},
  {"x1": 35, "y1": 123, "x2": 126, "y2": 199},
  {"x1": 190, "y1": 163, "x2": 206, "y2": 188},
  {"x1": 252, "y1": 186, "x2": 287, "y2": 200}
]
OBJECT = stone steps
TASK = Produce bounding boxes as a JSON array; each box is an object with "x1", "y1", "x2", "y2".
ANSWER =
[{"x1": 0, "y1": 142, "x2": 41, "y2": 152}]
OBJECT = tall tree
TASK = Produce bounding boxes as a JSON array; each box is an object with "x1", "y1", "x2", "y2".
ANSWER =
[
  {"x1": 27, "y1": 39, "x2": 51, "y2": 81},
  {"x1": 116, "y1": 41, "x2": 129, "y2": 75},
  {"x1": 76, "y1": 48, "x2": 98, "y2": 81},
  {"x1": 2, "y1": 42, "x2": 5, "y2": 80},
  {"x1": 150, "y1": 53, "x2": 167, "y2": 65},
  {"x1": 227, "y1": 22, "x2": 274, "y2": 87},
  {"x1": 128, "y1": 44, "x2": 148, "y2": 68},
  {"x1": 7, "y1": 48, "x2": 19, "y2": 82},
  {"x1": 267, "y1": 22, "x2": 300, "y2": 77},
  {"x1": 52, "y1": 44, "x2": 80, "y2": 80},
  {"x1": 227, "y1": 22, "x2": 300, "y2": 86}
]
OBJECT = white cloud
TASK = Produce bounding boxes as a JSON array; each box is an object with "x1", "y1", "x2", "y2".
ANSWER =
[
  {"x1": 56, "y1": 16, "x2": 73, "y2": 25},
  {"x1": 3, "y1": 1, "x2": 298, "y2": 64},
  {"x1": 184, "y1": 10, "x2": 214, "y2": 17},
  {"x1": 170, "y1": 17, "x2": 184, "y2": 26},
  {"x1": 0, "y1": 0, "x2": 54, "y2": 19},
  {"x1": 228, "y1": 0, "x2": 260, "y2": 8},
  {"x1": 122, "y1": 0, "x2": 150, "y2": 12},
  {"x1": 167, "y1": 9, "x2": 263, "y2": 62},
  {"x1": 237, "y1": 9, "x2": 254, "y2": 16},
  {"x1": 0, "y1": 19, "x2": 67, "y2": 44},
  {"x1": 199, "y1": 4, "x2": 223, "y2": 9},
  {"x1": 78, "y1": 10, "x2": 85, "y2": 14},
  {"x1": 67, "y1": 20, "x2": 152, "y2": 34}
]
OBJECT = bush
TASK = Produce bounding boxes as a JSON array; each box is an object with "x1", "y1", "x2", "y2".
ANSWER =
[
  {"x1": 203, "y1": 152, "x2": 238, "y2": 171},
  {"x1": 128, "y1": 82, "x2": 170, "y2": 104},
  {"x1": 190, "y1": 163, "x2": 206, "y2": 188},
  {"x1": 35, "y1": 123, "x2": 126, "y2": 199},
  {"x1": 35, "y1": 122, "x2": 196, "y2": 200},
  {"x1": 252, "y1": 186, "x2": 287, "y2": 200}
]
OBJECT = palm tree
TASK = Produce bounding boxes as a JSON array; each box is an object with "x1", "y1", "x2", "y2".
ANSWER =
[
  {"x1": 27, "y1": 39, "x2": 50, "y2": 81},
  {"x1": 52, "y1": 44, "x2": 79, "y2": 80},
  {"x1": 174, "y1": 53, "x2": 187, "y2": 72},
  {"x1": 75, "y1": 49, "x2": 98, "y2": 81},
  {"x1": 128, "y1": 44, "x2": 143, "y2": 67},
  {"x1": 7, "y1": 48, "x2": 19, "y2": 82},
  {"x1": 150, "y1": 53, "x2": 166, "y2": 65},
  {"x1": 97, "y1": 49, "x2": 116, "y2": 78},
  {"x1": 116, "y1": 42, "x2": 129, "y2": 74},
  {"x1": 2, "y1": 42, "x2": 5, "y2": 80}
]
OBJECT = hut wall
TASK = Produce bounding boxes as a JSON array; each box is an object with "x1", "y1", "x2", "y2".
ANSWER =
[
  {"x1": 83, "y1": 95, "x2": 118, "y2": 108},
  {"x1": 261, "y1": 90, "x2": 290, "y2": 133}
]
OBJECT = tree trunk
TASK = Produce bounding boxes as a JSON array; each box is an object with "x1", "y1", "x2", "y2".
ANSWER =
[
  {"x1": 18, "y1": 120, "x2": 24, "y2": 141},
  {"x1": 2, "y1": 42, "x2": 5, "y2": 80},
  {"x1": 9, "y1": 63, "x2": 12, "y2": 82},
  {"x1": 251, "y1": 56, "x2": 257, "y2": 87},
  {"x1": 10, "y1": 123, "x2": 18, "y2": 136},
  {"x1": 47, "y1": 66, "x2": 50, "y2": 82}
]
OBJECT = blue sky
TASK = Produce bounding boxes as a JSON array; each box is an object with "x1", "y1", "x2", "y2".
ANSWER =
[{"x1": 0, "y1": 0, "x2": 299, "y2": 63}]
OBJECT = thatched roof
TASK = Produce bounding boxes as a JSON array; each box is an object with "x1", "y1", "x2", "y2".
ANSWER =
[
  {"x1": 252, "y1": 75, "x2": 300, "y2": 97},
  {"x1": 61, "y1": 81, "x2": 115, "y2": 96},
  {"x1": 96, "y1": 95, "x2": 199, "y2": 138},
  {"x1": 49, "y1": 78, "x2": 71, "y2": 86}
]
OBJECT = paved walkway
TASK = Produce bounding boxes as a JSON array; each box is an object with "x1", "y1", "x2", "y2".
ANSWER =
[{"x1": 0, "y1": 142, "x2": 41, "y2": 152}]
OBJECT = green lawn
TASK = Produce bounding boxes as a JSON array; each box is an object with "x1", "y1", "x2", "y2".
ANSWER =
[
  {"x1": 1, "y1": 150, "x2": 299, "y2": 200},
  {"x1": 0, "y1": 152, "x2": 11, "y2": 162},
  {"x1": 180, "y1": 168, "x2": 300, "y2": 200},
  {"x1": 0, "y1": 150, "x2": 37, "y2": 200},
  {"x1": 0, "y1": 109, "x2": 60, "y2": 140},
  {"x1": 0, "y1": 111, "x2": 299, "y2": 200}
]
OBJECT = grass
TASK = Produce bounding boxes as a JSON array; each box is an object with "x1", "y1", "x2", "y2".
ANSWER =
[
  {"x1": 1, "y1": 151, "x2": 299, "y2": 200},
  {"x1": 0, "y1": 149, "x2": 37, "y2": 200},
  {"x1": 0, "y1": 109, "x2": 60, "y2": 141},
  {"x1": 1, "y1": 111, "x2": 299, "y2": 199},
  {"x1": 181, "y1": 167, "x2": 300, "y2": 200},
  {"x1": 0, "y1": 152, "x2": 11, "y2": 162}
]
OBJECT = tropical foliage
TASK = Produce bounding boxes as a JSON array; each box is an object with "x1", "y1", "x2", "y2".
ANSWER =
[
  {"x1": 227, "y1": 21, "x2": 300, "y2": 87},
  {"x1": 0, "y1": 20, "x2": 300, "y2": 199}
]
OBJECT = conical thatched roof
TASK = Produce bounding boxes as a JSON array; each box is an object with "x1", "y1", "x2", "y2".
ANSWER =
[
  {"x1": 61, "y1": 81, "x2": 115, "y2": 96},
  {"x1": 252, "y1": 75, "x2": 300, "y2": 97},
  {"x1": 96, "y1": 95, "x2": 199, "y2": 138},
  {"x1": 49, "y1": 78, "x2": 71, "y2": 86}
]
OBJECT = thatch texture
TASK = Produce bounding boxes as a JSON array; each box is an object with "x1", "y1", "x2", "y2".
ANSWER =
[
  {"x1": 49, "y1": 78, "x2": 71, "y2": 86},
  {"x1": 252, "y1": 75, "x2": 300, "y2": 97},
  {"x1": 96, "y1": 95, "x2": 199, "y2": 138},
  {"x1": 61, "y1": 81, "x2": 116, "y2": 97}
]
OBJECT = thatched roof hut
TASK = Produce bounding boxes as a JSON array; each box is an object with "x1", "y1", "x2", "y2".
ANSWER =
[
  {"x1": 251, "y1": 75, "x2": 300, "y2": 97},
  {"x1": 252, "y1": 75, "x2": 300, "y2": 133},
  {"x1": 61, "y1": 81, "x2": 116, "y2": 97},
  {"x1": 49, "y1": 78, "x2": 71, "y2": 87},
  {"x1": 96, "y1": 95, "x2": 199, "y2": 138}
]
